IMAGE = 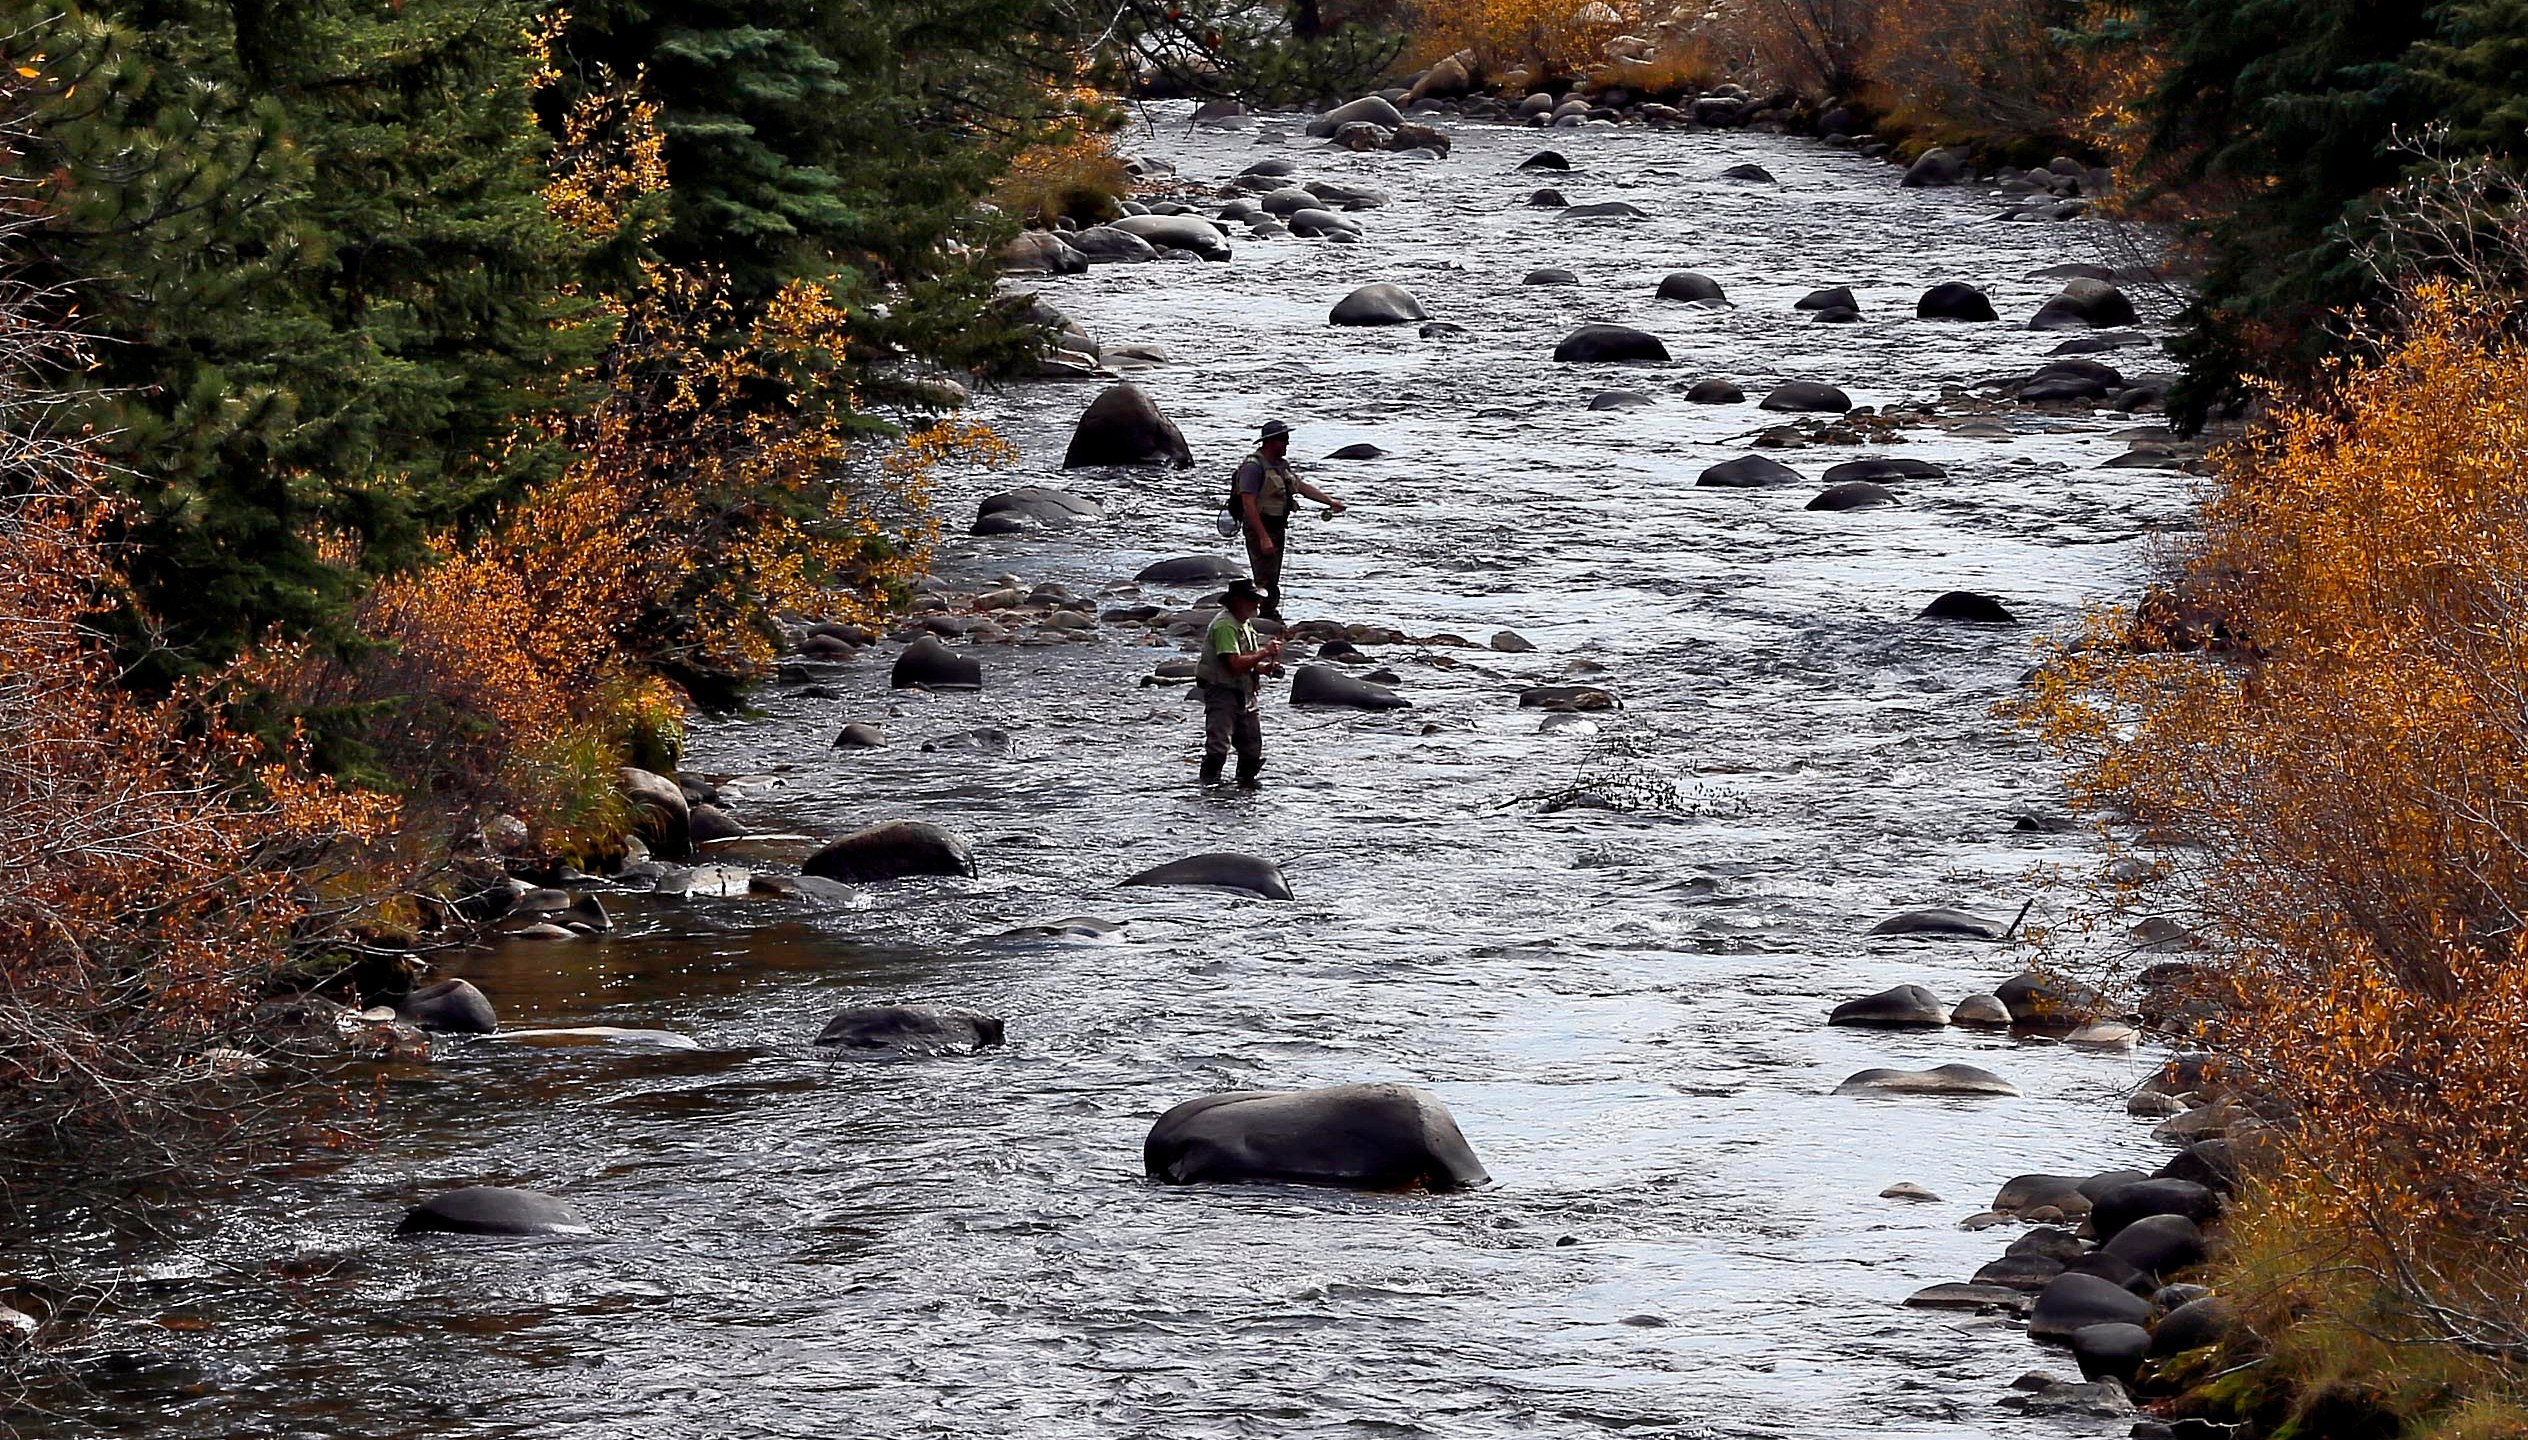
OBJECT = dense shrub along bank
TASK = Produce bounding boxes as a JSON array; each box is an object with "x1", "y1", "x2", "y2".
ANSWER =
[{"x1": 2011, "y1": 281, "x2": 2528, "y2": 1435}]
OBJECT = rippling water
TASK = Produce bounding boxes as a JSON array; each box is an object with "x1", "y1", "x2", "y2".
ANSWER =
[{"x1": 11, "y1": 111, "x2": 2203, "y2": 1439}]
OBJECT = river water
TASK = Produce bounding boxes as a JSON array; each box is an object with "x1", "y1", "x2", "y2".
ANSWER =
[{"x1": 13, "y1": 111, "x2": 2200, "y2": 1438}]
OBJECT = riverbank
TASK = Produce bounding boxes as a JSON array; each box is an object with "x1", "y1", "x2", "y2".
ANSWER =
[{"x1": 7, "y1": 108, "x2": 2207, "y2": 1438}]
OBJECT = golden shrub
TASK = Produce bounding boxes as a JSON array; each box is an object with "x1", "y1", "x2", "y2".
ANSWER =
[
  {"x1": 1862, "y1": 0, "x2": 2135, "y2": 155},
  {"x1": 2012, "y1": 284, "x2": 2528, "y2": 1392},
  {"x1": 1410, "y1": 0, "x2": 1654, "y2": 82}
]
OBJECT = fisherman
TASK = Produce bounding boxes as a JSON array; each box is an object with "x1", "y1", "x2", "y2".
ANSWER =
[
  {"x1": 1232, "y1": 419, "x2": 1347, "y2": 621},
  {"x1": 1195, "y1": 578, "x2": 1282, "y2": 787}
]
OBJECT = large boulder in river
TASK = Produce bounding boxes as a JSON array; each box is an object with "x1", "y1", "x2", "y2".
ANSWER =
[
  {"x1": 814, "y1": 1004, "x2": 1004, "y2": 1054},
  {"x1": 1685, "y1": 378, "x2": 1744, "y2": 403},
  {"x1": 1145, "y1": 1082, "x2": 1490, "y2": 1190},
  {"x1": 1901, "y1": 148, "x2": 1969, "y2": 187},
  {"x1": 1066, "y1": 225, "x2": 1159, "y2": 264},
  {"x1": 1829, "y1": 984, "x2": 1951, "y2": 1027},
  {"x1": 1330, "y1": 283, "x2": 1428, "y2": 326},
  {"x1": 1524, "y1": 266, "x2": 1578, "y2": 285},
  {"x1": 1291, "y1": 664, "x2": 1410, "y2": 709},
  {"x1": 2028, "y1": 1272, "x2": 2154, "y2": 1341},
  {"x1": 1554, "y1": 324, "x2": 1668, "y2": 362},
  {"x1": 619, "y1": 766, "x2": 691, "y2": 857},
  {"x1": 1306, "y1": 95, "x2": 1406, "y2": 137},
  {"x1": 1759, "y1": 380, "x2": 1852, "y2": 413},
  {"x1": 2030, "y1": 278, "x2": 2140, "y2": 330},
  {"x1": 1108, "y1": 213, "x2": 1231, "y2": 261},
  {"x1": 398, "y1": 1186, "x2": 589, "y2": 1237},
  {"x1": 1917, "y1": 281, "x2": 1999, "y2": 321},
  {"x1": 1122, "y1": 851, "x2": 1292, "y2": 900},
  {"x1": 974, "y1": 486, "x2": 1100, "y2": 535},
  {"x1": 1656, "y1": 271, "x2": 1727, "y2": 303},
  {"x1": 891, "y1": 635, "x2": 983, "y2": 691},
  {"x1": 1519, "y1": 149, "x2": 1571, "y2": 170},
  {"x1": 802, "y1": 820, "x2": 978, "y2": 884},
  {"x1": 1796, "y1": 285, "x2": 1859, "y2": 312},
  {"x1": 1062, "y1": 384, "x2": 1193, "y2": 468},
  {"x1": 396, "y1": 978, "x2": 497, "y2": 1034},
  {"x1": 1697, "y1": 455, "x2": 1801, "y2": 488}
]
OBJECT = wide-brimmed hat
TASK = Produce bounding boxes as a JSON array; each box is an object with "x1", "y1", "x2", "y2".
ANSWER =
[
  {"x1": 1222, "y1": 578, "x2": 1266, "y2": 605},
  {"x1": 1258, "y1": 419, "x2": 1292, "y2": 440}
]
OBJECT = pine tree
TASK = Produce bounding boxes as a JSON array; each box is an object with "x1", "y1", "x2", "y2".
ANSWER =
[
  {"x1": 552, "y1": 0, "x2": 1063, "y2": 372},
  {"x1": 2416, "y1": 0, "x2": 2528, "y2": 155},
  {"x1": 2132, "y1": 0, "x2": 2447, "y2": 427},
  {"x1": 23, "y1": 1, "x2": 603, "y2": 671}
]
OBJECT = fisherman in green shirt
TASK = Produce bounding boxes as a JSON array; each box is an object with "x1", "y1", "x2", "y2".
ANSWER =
[{"x1": 1195, "y1": 578, "x2": 1282, "y2": 787}]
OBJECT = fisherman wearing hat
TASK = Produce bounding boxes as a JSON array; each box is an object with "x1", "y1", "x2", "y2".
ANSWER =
[
  {"x1": 1195, "y1": 578, "x2": 1282, "y2": 786},
  {"x1": 1232, "y1": 419, "x2": 1347, "y2": 620}
]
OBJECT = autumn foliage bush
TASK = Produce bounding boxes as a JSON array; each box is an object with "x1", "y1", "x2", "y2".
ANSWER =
[
  {"x1": 0, "y1": 147, "x2": 393, "y2": 1198},
  {"x1": 281, "y1": 62, "x2": 1003, "y2": 858},
  {"x1": 1861, "y1": 0, "x2": 2139, "y2": 156},
  {"x1": 1408, "y1": 0, "x2": 1651, "y2": 82},
  {"x1": 2012, "y1": 284, "x2": 2528, "y2": 1425}
]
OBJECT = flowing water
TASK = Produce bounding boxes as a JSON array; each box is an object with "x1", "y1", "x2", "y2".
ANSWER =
[{"x1": 12, "y1": 111, "x2": 2203, "y2": 1438}]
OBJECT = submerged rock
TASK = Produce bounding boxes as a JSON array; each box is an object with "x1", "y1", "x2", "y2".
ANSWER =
[
  {"x1": 1835, "y1": 1063, "x2": 2019, "y2": 1097},
  {"x1": 1869, "y1": 906, "x2": 2011, "y2": 939},
  {"x1": 398, "y1": 1186, "x2": 589, "y2": 1237},
  {"x1": 801, "y1": 820, "x2": 978, "y2": 884},
  {"x1": 814, "y1": 1004, "x2": 1004, "y2": 1054},
  {"x1": 1122, "y1": 852, "x2": 1292, "y2": 900},
  {"x1": 1136, "y1": 554, "x2": 1247, "y2": 587},
  {"x1": 1919, "y1": 591, "x2": 2018, "y2": 623},
  {"x1": 1144, "y1": 1082, "x2": 1489, "y2": 1190}
]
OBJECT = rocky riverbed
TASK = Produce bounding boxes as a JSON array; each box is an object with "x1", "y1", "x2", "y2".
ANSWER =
[{"x1": 9, "y1": 104, "x2": 2218, "y2": 1439}]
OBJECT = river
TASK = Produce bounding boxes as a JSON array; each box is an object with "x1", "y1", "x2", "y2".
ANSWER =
[{"x1": 11, "y1": 109, "x2": 2198, "y2": 1438}]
